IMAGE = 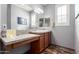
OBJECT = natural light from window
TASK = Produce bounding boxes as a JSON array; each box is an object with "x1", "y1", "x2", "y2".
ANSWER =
[{"x1": 56, "y1": 5, "x2": 69, "y2": 26}]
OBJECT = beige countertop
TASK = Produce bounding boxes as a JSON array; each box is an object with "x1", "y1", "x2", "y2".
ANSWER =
[
  {"x1": 29, "y1": 30, "x2": 51, "y2": 33},
  {"x1": 1, "y1": 34, "x2": 40, "y2": 45}
]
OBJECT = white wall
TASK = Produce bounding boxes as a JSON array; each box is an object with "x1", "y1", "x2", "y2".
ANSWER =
[
  {"x1": 0, "y1": 4, "x2": 7, "y2": 52},
  {"x1": 44, "y1": 5, "x2": 55, "y2": 19},
  {"x1": 75, "y1": 15, "x2": 79, "y2": 53},
  {"x1": 0, "y1": 4, "x2": 1, "y2": 51},
  {"x1": 11, "y1": 5, "x2": 30, "y2": 30},
  {"x1": 1, "y1": 4, "x2": 7, "y2": 25},
  {"x1": 0, "y1": 4, "x2": 30, "y2": 53},
  {"x1": 0, "y1": 4, "x2": 1, "y2": 25},
  {"x1": 7, "y1": 4, "x2": 11, "y2": 29},
  {"x1": 75, "y1": 4, "x2": 79, "y2": 53},
  {"x1": 44, "y1": 4, "x2": 75, "y2": 49},
  {"x1": 10, "y1": 5, "x2": 30, "y2": 53}
]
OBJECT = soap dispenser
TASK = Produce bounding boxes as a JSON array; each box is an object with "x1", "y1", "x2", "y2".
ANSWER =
[{"x1": 1, "y1": 25, "x2": 7, "y2": 38}]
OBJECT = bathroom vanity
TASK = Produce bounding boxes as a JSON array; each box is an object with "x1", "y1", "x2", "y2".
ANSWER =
[
  {"x1": 1, "y1": 34, "x2": 40, "y2": 54},
  {"x1": 29, "y1": 30, "x2": 51, "y2": 52},
  {"x1": 0, "y1": 30, "x2": 51, "y2": 54}
]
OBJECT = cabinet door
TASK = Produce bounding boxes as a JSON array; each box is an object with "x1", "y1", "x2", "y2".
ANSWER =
[
  {"x1": 48, "y1": 32, "x2": 51, "y2": 45},
  {"x1": 31, "y1": 37, "x2": 44, "y2": 53},
  {"x1": 45, "y1": 36, "x2": 49, "y2": 48},
  {"x1": 45, "y1": 32, "x2": 49, "y2": 48},
  {"x1": 40, "y1": 36, "x2": 45, "y2": 51},
  {"x1": 31, "y1": 39, "x2": 40, "y2": 53}
]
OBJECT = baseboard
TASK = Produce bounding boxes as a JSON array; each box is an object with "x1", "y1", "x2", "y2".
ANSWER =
[{"x1": 51, "y1": 44, "x2": 75, "y2": 51}]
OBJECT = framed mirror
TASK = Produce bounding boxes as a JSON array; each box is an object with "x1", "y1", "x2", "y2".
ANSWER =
[
  {"x1": 17, "y1": 17, "x2": 27, "y2": 25},
  {"x1": 39, "y1": 18, "x2": 50, "y2": 27}
]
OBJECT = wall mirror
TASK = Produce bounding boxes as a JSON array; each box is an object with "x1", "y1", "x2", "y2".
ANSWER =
[
  {"x1": 39, "y1": 18, "x2": 50, "y2": 27},
  {"x1": 17, "y1": 17, "x2": 27, "y2": 25}
]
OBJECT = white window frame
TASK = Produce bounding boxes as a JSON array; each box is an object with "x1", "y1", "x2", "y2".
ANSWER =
[{"x1": 55, "y1": 4, "x2": 70, "y2": 26}]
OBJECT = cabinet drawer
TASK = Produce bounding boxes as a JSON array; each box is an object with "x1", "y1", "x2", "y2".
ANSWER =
[
  {"x1": 40, "y1": 36, "x2": 44, "y2": 39},
  {"x1": 45, "y1": 32, "x2": 49, "y2": 35},
  {"x1": 45, "y1": 35, "x2": 49, "y2": 38},
  {"x1": 40, "y1": 34, "x2": 44, "y2": 37}
]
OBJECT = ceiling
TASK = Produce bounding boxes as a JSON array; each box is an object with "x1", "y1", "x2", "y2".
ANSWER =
[
  {"x1": 14, "y1": 4, "x2": 33, "y2": 11},
  {"x1": 14, "y1": 4, "x2": 48, "y2": 11},
  {"x1": 41, "y1": 4, "x2": 48, "y2": 7}
]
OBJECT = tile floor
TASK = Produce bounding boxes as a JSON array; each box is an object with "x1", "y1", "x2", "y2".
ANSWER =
[{"x1": 42, "y1": 45, "x2": 75, "y2": 54}]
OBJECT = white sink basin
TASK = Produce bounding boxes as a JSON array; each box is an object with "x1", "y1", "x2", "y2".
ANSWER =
[{"x1": 30, "y1": 30, "x2": 51, "y2": 33}]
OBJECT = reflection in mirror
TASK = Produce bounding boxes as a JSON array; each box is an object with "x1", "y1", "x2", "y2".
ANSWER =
[
  {"x1": 39, "y1": 18, "x2": 50, "y2": 27},
  {"x1": 39, "y1": 18, "x2": 44, "y2": 27},
  {"x1": 45, "y1": 18, "x2": 50, "y2": 27},
  {"x1": 17, "y1": 17, "x2": 27, "y2": 25}
]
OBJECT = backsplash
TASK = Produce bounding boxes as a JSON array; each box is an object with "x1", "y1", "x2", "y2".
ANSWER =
[
  {"x1": 6, "y1": 29, "x2": 16, "y2": 38},
  {"x1": 16, "y1": 30, "x2": 29, "y2": 35}
]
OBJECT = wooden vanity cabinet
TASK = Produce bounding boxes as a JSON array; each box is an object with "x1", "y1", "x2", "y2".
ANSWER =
[
  {"x1": 2, "y1": 37, "x2": 40, "y2": 54},
  {"x1": 1, "y1": 32, "x2": 51, "y2": 54},
  {"x1": 30, "y1": 33, "x2": 45, "y2": 53},
  {"x1": 0, "y1": 39, "x2": 12, "y2": 54},
  {"x1": 48, "y1": 32, "x2": 51, "y2": 45},
  {"x1": 4, "y1": 45, "x2": 13, "y2": 54},
  {"x1": 44, "y1": 32, "x2": 51, "y2": 48},
  {"x1": 40, "y1": 35, "x2": 45, "y2": 52},
  {"x1": 45, "y1": 32, "x2": 49, "y2": 48},
  {"x1": 13, "y1": 37, "x2": 39, "y2": 48},
  {"x1": 29, "y1": 32, "x2": 51, "y2": 52}
]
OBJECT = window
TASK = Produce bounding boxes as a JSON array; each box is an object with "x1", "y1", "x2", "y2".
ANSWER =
[
  {"x1": 31, "y1": 12, "x2": 37, "y2": 27},
  {"x1": 55, "y1": 5, "x2": 69, "y2": 26}
]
